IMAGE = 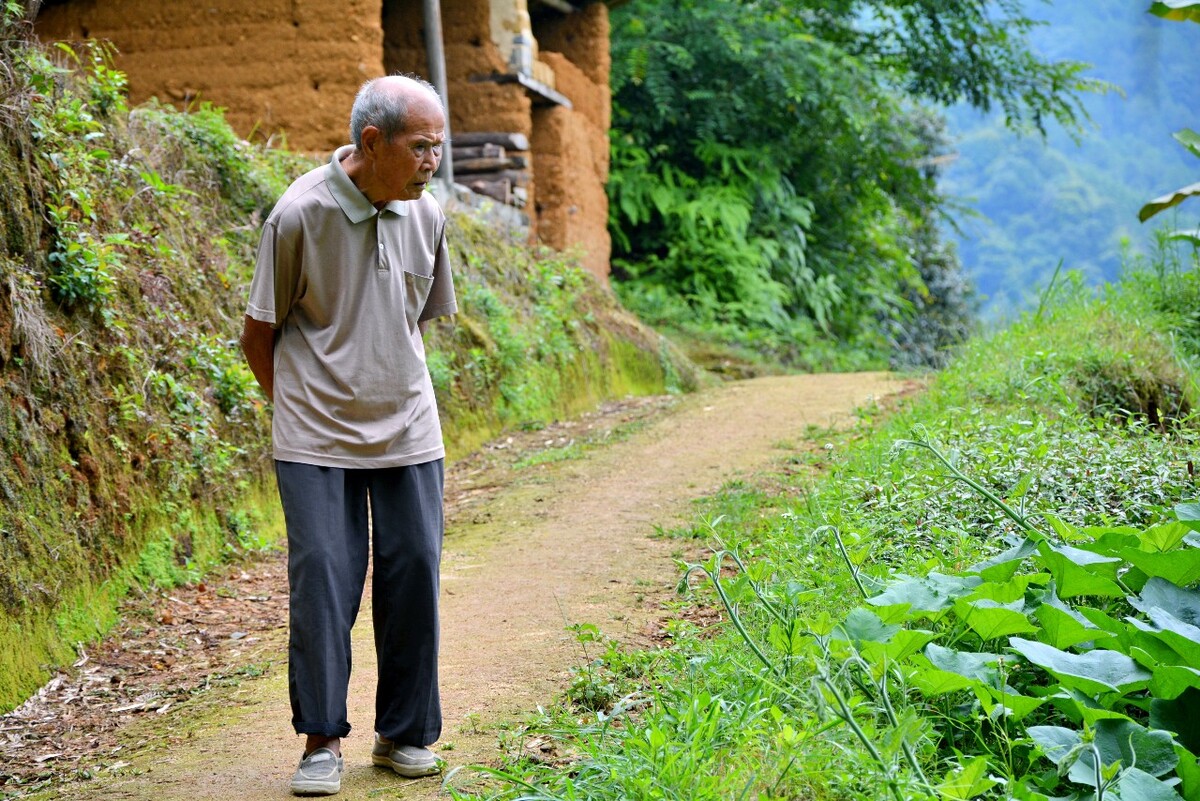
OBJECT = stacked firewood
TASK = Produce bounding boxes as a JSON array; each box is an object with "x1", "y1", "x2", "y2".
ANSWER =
[{"x1": 452, "y1": 132, "x2": 531, "y2": 208}]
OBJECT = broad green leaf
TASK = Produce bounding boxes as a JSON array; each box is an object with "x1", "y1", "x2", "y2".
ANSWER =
[
  {"x1": 833, "y1": 608, "x2": 899, "y2": 644},
  {"x1": 1140, "y1": 182, "x2": 1200, "y2": 222},
  {"x1": 908, "y1": 656, "x2": 981, "y2": 696},
  {"x1": 1143, "y1": 522, "x2": 1193, "y2": 553},
  {"x1": 1151, "y1": 686, "x2": 1200, "y2": 755},
  {"x1": 955, "y1": 598, "x2": 1039, "y2": 641},
  {"x1": 1110, "y1": 767, "x2": 1186, "y2": 801},
  {"x1": 1150, "y1": 1, "x2": 1200, "y2": 23},
  {"x1": 1149, "y1": 663, "x2": 1200, "y2": 701},
  {"x1": 1037, "y1": 545, "x2": 1125, "y2": 599},
  {"x1": 975, "y1": 684, "x2": 1045, "y2": 722},
  {"x1": 861, "y1": 628, "x2": 939, "y2": 663},
  {"x1": 1091, "y1": 720, "x2": 1179, "y2": 778},
  {"x1": 767, "y1": 621, "x2": 809, "y2": 657},
  {"x1": 1045, "y1": 514, "x2": 1085, "y2": 541},
  {"x1": 1079, "y1": 606, "x2": 1129, "y2": 637},
  {"x1": 1009, "y1": 638, "x2": 1152, "y2": 696},
  {"x1": 867, "y1": 573, "x2": 981, "y2": 614},
  {"x1": 968, "y1": 575, "x2": 1046, "y2": 604},
  {"x1": 1174, "y1": 744, "x2": 1200, "y2": 801},
  {"x1": 1035, "y1": 721, "x2": 1178, "y2": 789},
  {"x1": 1137, "y1": 578, "x2": 1200, "y2": 626},
  {"x1": 1079, "y1": 706, "x2": 1141, "y2": 726},
  {"x1": 1089, "y1": 531, "x2": 1145, "y2": 558},
  {"x1": 1028, "y1": 725, "x2": 1083, "y2": 764},
  {"x1": 938, "y1": 756, "x2": 999, "y2": 800},
  {"x1": 1122, "y1": 548, "x2": 1200, "y2": 588},
  {"x1": 1129, "y1": 586, "x2": 1200, "y2": 666},
  {"x1": 1036, "y1": 603, "x2": 1115, "y2": 650},
  {"x1": 1177, "y1": 501, "x2": 1200, "y2": 534},
  {"x1": 925, "y1": 643, "x2": 999, "y2": 684},
  {"x1": 1046, "y1": 688, "x2": 1135, "y2": 725},
  {"x1": 971, "y1": 538, "x2": 1038, "y2": 582},
  {"x1": 1133, "y1": 628, "x2": 1200, "y2": 669}
]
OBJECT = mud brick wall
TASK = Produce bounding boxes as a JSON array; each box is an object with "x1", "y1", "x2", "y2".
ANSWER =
[
  {"x1": 35, "y1": 0, "x2": 384, "y2": 152},
  {"x1": 36, "y1": 0, "x2": 613, "y2": 280},
  {"x1": 532, "y1": 4, "x2": 611, "y2": 277}
]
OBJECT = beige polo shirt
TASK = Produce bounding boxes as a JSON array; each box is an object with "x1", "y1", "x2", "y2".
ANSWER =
[{"x1": 246, "y1": 145, "x2": 457, "y2": 468}]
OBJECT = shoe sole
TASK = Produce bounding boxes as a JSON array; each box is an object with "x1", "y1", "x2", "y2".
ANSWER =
[
  {"x1": 371, "y1": 752, "x2": 441, "y2": 778},
  {"x1": 290, "y1": 778, "x2": 341, "y2": 796}
]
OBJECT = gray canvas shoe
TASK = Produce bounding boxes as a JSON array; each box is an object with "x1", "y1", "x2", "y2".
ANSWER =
[
  {"x1": 290, "y1": 747, "x2": 344, "y2": 795},
  {"x1": 371, "y1": 735, "x2": 443, "y2": 777}
]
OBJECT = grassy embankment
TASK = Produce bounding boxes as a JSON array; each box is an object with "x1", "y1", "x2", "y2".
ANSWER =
[
  {"x1": 0, "y1": 18, "x2": 696, "y2": 713},
  {"x1": 454, "y1": 247, "x2": 1200, "y2": 799}
]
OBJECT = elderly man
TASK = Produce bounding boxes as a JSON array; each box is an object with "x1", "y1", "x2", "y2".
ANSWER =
[{"x1": 240, "y1": 74, "x2": 455, "y2": 796}]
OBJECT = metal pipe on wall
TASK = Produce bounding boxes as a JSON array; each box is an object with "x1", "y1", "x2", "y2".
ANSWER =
[{"x1": 421, "y1": 0, "x2": 454, "y2": 187}]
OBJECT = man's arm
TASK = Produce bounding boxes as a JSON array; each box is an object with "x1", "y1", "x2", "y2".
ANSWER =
[{"x1": 240, "y1": 315, "x2": 276, "y2": 403}]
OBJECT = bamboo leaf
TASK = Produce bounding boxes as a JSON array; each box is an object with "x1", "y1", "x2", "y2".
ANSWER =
[
  {"x1": 1176, "y1": 129, "x2": 1200, "y2": 159},
  {"x1": 1140, "y1": 182, "x2": 1200, "y2": 223},
  {"x1": 1150, "y1": 1, "x2": 1200, "y2": 23}
]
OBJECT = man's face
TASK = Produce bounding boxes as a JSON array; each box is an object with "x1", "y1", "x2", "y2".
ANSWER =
[{"x1": 370, "y1": 99, "x2": 445, "y2": 202}]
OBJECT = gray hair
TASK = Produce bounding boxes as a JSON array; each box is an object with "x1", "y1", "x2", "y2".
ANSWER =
[{"x1": 349, "y1": 74, "x2": 443, "y2": 149}]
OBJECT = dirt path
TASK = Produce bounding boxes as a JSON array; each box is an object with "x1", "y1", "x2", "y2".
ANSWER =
[{"x1": 17, "y1": 373, "x2": 903, "y2": 800}]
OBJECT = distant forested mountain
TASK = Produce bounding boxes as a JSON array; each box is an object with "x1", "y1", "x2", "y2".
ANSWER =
[{"x1": 941, "y1": 0, "x2": 1198, "y2": 317}]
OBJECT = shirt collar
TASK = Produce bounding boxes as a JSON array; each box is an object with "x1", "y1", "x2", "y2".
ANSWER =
[{"x1": 326, "y1": 145, "x2": 410, "y2": 221}]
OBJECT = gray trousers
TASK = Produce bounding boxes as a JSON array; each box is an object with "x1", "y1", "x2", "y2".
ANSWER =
[{"x1": 274, "y1": 459, "x2": 444, "y2": 746}]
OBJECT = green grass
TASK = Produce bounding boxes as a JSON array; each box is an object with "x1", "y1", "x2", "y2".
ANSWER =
[{"x1": 445, "y1": 245, "x2": 1200, "y2": 800}]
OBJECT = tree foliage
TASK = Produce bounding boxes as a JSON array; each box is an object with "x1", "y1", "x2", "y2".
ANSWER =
[{"x1": 608, "y1": 0, "x2": 1096, "y2": 365}]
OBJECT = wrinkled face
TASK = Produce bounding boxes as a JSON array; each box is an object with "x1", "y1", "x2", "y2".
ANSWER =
[{"x1": 365, "y1": 97, "x2": 445, "y2": 202}]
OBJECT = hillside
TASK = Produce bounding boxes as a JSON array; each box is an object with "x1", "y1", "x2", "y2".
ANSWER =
[
  {"x1": 0, "y1": 13, "x2": 697, "y2": 713},
  {"x1": 943, "y1": 0, "x2": 1198, "y2": 316}
]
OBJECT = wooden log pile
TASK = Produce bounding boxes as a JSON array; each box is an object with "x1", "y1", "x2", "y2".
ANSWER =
[{"x1": 452, "y1": 132, "x2": 531, "y2": 208}]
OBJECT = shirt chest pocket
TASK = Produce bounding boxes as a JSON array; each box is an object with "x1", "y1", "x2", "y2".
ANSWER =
[{"x1": 402, "y1": 268, "x2": 434, "y2": 324}]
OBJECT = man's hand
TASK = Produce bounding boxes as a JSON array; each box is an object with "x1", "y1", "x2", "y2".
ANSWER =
[{"x1": 240, "y1": 315, "x2": 276, "y2": 402}]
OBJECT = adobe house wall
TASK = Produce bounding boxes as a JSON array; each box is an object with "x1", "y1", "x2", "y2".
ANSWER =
[
  {"x1": 34, "y1": 0, "x2": 384, "y2": 152},
  {"x1": 34, "y1": 0, "x2": 613, "y2": 280},
  {"x1": 530, "y1": 4, "x2": 611, "y2": 277}
]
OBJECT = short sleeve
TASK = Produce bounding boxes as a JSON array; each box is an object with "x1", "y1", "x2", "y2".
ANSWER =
[{"x1": 246, "y1": 217, "x2": 303, "y2": 329}]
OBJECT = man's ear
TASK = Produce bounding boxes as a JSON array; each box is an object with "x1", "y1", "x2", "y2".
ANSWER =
[{"x1": 359, "y1": 125, "x2": 382, "y2": 158}]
